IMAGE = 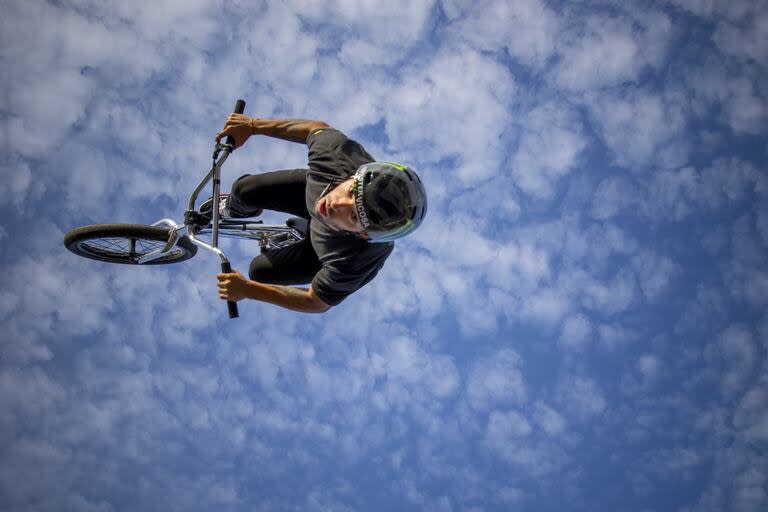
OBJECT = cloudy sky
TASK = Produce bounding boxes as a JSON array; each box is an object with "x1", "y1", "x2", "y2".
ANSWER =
[{"x1": 2, "y1": 0, "x2": 768, "y2": 510}]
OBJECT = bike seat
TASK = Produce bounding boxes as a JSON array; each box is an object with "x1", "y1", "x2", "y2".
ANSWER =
[{"x1": 286, "y1": 217, "x2": 309, "y2": 238}]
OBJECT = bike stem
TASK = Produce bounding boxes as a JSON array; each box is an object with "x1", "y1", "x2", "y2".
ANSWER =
[
  {"x1": 210, "y1": 146, "x2": 230, "y2": 250},
  {"x1": 185, "y1": 145, "x2": 232, "y2": 266},
  {"x1": 184, "y1": 99, "x2": 246, "y2": 319}
]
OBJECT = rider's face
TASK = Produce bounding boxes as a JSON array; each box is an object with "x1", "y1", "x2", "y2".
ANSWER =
[{"x1": 314, "y1": 178, "x2": 366, "y2": 235}]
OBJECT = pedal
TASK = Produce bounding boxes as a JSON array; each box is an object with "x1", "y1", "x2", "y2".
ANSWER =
[{"x1": 185, "y1": 210, "x2": 209, "y2": 232}]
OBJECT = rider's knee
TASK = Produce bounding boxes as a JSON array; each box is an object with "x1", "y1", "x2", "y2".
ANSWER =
[
  {"x1": 248, "y1": 256, "x2": 269, "y2": 282},
  {"x1": 230, "y1": 173, "x2": 252, "y2": 199}
]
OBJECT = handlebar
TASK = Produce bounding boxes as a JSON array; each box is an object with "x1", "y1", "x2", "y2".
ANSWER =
[{"x1": 220, "y1": 99, "x2": 245, "y2": 319}]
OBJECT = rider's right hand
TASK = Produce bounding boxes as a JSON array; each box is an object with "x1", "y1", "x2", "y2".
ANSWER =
[{"x1": 216, "y1": 113, "x2": 254, "y2": 149}]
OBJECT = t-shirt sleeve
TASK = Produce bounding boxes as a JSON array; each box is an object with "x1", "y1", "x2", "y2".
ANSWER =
[
  {"x1": 310, "y1": 243, "x2": 394, "y2": 306},
  {"x1": 306, "y1": 128, "x2": 375, "y2": 178},
  {"x1": 306, "y1": 128, "x2": 348, "y2": 173},
  {"x1": 306, "y1": 127, "x2": 348, "y2": 147}
]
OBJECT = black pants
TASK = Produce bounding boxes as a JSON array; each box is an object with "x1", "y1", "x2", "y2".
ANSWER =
[{"x1": 229, "y1": 169, "x2": 322, "y2": 285}]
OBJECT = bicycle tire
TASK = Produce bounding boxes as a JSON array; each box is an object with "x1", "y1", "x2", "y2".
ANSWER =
[{"x1": 64, "y1": 224, "x2": 197, "y2": 265}]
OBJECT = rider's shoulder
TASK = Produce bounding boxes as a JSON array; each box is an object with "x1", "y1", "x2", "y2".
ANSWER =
[{"x1": 306, "y1": 127, "x2": 349, "y2": 146}]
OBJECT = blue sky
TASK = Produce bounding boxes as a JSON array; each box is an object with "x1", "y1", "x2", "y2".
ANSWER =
[{"x1": 1, "y1": 0, "x2": 767, "y2": 510}]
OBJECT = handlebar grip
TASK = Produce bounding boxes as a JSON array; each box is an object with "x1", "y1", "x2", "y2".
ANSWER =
[
  {"x1": 225, "y1": 99, "x2": 247, "y2": 147},
  {"x1": 221, "y1": 261, "x2": 239, "y2": 319}
]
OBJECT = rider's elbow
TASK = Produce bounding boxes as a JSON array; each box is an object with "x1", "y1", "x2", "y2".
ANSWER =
[
  {"x1": 307, "y1": 287, "x2": 331, "y2": 313},
  {"x1": 311, "y1": 120, "x2": 331, "y2": 132},
  {"x1": 306, "y1": 301, "x2": 331, "y2": 314}
]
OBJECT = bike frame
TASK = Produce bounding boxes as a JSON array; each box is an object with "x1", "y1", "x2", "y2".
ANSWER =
[{"x1": 135, "y1": 143, "x2": 305, "y2": 265}]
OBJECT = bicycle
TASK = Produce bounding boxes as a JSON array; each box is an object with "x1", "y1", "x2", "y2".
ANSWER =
[{"x1": 63, "y1": 100, "x2": 308, "y2": 319}]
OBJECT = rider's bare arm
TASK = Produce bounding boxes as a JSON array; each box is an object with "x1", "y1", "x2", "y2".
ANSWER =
[
  {"x1": 218, "y1": 270, "x2": 330, "y2": 313},
  {"x1": 245, "y1": 282, "x2": 331, "y2": 313},
  {"x1": 216, "y1": 114, "x2": 330, "y2": 147},
  {"x1": 249, "y1": 117, "x2": 330, "y2": 143}
]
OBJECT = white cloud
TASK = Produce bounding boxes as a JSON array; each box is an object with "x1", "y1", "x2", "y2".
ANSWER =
[
  {"x1": 556, "y1": 24, "x2": 640, "y2": 90},
  {"x1": 591, "y1": 176, "x2": 638, "y2": 220},
  {"x1": 560, "y1": 314, "x2": 592, "y2": 349},
  {"x1": 726, "y1": 215, "x2": 768, "y2": 308},
  {"x1": 632, "y1": 251, "x2": 678, "y2": 301},
  {"x1": 675, "y1": 286, "x2": 728, "y2": 337},
  {"x1": 734, "y1": 367, "x2": 768, "y2": 443},
  {"x1": 713, "y1": 8, "x2": 768, "y2": 66},
  {"x1": 496, "y1": 486, "x2": 525, "y2": 505},
  {"x1": 378, "y1": 336, "x2": 460, "y2": 400},
  {"x1": 558, "y1": 376, "x2": 607, "y2": 420},
  {"x1": 384, "y1": 48, "x2": 516, "y2": 182},
  {"x1": 511, "y1": 103, "x2": 588, "y2": 198},
  {"x1": 0, "y1": 367, "x2": 67, "y2": 429},
  {"x1": 553, "y1": 9, "x2": 672, "y2": 91},
  {"x1": 422, "y1": 215, "x2": 498, "y2": 269},
  {"x1": 237, "y1": 2, "x2": 321, "y2": 90},
  {"x1": 0, "y1": 289, "x2": 18, "y2": 319},
  {"x1": 520, "y1": 287, "x2": 571, "y2": 324},
  {"x1": 533, "y1": 402, "x2": 567, "y2": 436},
  {"x1": 717, "y1": 75, "x2": 768, "y2": 135},
  {"x1": 487, "y1": 409, "x2": 533, "y2": 439},
  {"x1": 484, "y1": 424, "x2": 568, "y2": 476},
  {"x1": 637, "y1": 355, "x2": 662, "y2": 382},
  {"x1": 642, "y1": 447, "x2": 704, "y2": 480},
  {"x1": 297, "y1": 0, "x2": 435, "y2": 49},
  {"x1": 757, "y1": 204, "x2": 768, "y2": 247},
  {"x1": 597, "y1": 323, "x2": 637, "y2": 349},
  {"x1": 706, "y1": 325, "x2": 756, "y2": 397},
  {"x1": 596, "y1": 159, "x2": 767, "y2": 224},
  {"x1": 1, "y1": 247, "x2": 120, "y2": 365},
  {"x1": 0, "y1": 161, "x2": 42, "y2": 209},
  {"x1": 559, "y1": 221, "x2": 638, "y2": 272},
  {"x1": 599, "y1": 158, "x2": 768, "y2": 230},
  {"x1": 490, "y1": 241, "x2": 551, "y2": 291},
  {"x1": 445, "y1": 0, "x2": 561, "y2": 69},
  {"x1": 467, "y1": 349, "x2": 526, "y2": 410},
  {"x1": 699, "y1": 159, "x2": 766, "y2": 208},
  {"x1": 564, "y1": 268, "x2": 636, "y2": 316},
  {"x1": 643, "y1": 167, "x2": 700, "y2": 220},
  {"x1": 445, "y1": 179, "x2": 522, "y2": 229},
  {"x1": 1, "y1": 1, "x2": 216, "y2": 159},
  {"x1": 677, "y1": 12, "x2": 768, "y2": 136},
  {"x1": 586, "y1": 87, "x2": 689, "y2": 169}
]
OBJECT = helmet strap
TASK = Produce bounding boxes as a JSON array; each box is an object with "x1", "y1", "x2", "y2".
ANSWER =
[{"x1": 318, "y1": 178, "x2": 341, "y2": 199}]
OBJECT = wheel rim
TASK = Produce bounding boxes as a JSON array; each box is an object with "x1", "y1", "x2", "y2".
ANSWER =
[{"x1": 75, "y1": 236, "x2": 186, "y2": 262}]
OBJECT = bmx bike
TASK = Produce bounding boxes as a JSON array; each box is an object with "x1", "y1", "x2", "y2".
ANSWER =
[{"x1": 63, "y1": 99, "x2": 306, "y2": 319}]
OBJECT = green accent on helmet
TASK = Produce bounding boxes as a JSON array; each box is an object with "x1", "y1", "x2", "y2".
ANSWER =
[{"x1": 382, "y1": 161, "x2": 408, "y2": 171}]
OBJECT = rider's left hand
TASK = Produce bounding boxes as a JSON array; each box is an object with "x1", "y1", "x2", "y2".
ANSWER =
[{"x1": 217, "y1": 270, "x2": 249, "y2": 301}]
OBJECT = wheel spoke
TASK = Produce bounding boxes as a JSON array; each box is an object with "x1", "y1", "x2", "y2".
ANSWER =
[
  {"x1": 66, "y1": 226, "x2": 195, "y2": 265},
  {"x1": 79, "y1": 236, "x2": 171, "y2": 260}
]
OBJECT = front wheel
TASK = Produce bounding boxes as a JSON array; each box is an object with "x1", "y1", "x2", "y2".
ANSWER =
[{"x1": 64, "y1": 224, "x2": 197, "y2": 265}]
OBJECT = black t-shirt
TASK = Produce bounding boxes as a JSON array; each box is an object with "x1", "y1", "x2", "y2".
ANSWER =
[{"x1": 304, "y1": 129, "x2": 394, "y2": 306}]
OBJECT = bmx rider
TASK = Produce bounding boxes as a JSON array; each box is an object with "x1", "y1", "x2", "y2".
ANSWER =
[{"x1": 211, "y1": 115, "x2": 427, "y2": 313}]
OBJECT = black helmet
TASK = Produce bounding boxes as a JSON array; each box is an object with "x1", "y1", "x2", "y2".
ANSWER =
[{"x1": 352, "y1": 162, "x2": 428, "y2": 242}]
